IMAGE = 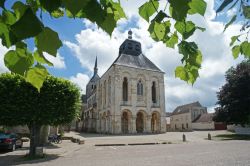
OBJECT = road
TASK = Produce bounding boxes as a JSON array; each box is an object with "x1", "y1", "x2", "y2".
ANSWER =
[{"x1": 1, "y1": 140, "x2": 250, "y2": 166}]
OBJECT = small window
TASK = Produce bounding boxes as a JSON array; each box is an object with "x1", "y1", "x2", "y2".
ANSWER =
[
  {"x1": 127, "y1": 42, "x2": 133, "y2": 49},
  {"x1": 123, "y1": 77, "x2": 128, "y2": 101},
  {"x1": 137, "y1": 80, "x2": 143, "y2": 96},
  {"x1": 135, "y1": 45, "x2": 140, "y2": 51},
  {"x1": 152, "y1": 81, "x2": 156, "y2": 103}
]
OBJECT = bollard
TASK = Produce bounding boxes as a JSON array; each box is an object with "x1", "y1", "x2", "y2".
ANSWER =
[
  {"x1": 208, "y1": 133, "x2": 211, "y2": 140},
  {"x1": 183, "y1": 134, "x2": 186, "y2": 142}
]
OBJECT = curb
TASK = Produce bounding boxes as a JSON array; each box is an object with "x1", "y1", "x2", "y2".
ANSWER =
[
  {"x1": 95, "y1": 144, "x2": 126, "y2": 146},
  {"x1": 94, "y1": 142, "x2": 168, "y2": 146}
]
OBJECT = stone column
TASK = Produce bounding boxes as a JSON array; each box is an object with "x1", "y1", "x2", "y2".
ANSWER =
[
  {"x1": 146, "y1": 115, "x2": 151, "y2": 133},
  {"x1": 132, "y1": 116, "x2": 137, "y2": 134}
]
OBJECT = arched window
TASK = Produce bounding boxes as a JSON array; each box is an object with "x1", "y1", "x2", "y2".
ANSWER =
[
  {"x1": 123, "y1": 77, "x2": 128, "y2": 101},
  {"x1": 152, "y1": 81, "x2": 156, "y2": 103},
  {"x1": 137, "y1": 80, "x2": 143, "y2": 95}
]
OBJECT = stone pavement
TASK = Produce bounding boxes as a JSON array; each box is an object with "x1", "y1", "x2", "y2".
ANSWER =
[
  {"x1": 1, "y1": 130, "x2": 248, "y2": 166},
  {"x1": 64, "y1": 130, "x2": 231, "y2": 145}
]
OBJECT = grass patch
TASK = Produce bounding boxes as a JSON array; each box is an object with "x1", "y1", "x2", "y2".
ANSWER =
[{"x1": 214, "y1": 134, "x2": 250, "y2": 141}]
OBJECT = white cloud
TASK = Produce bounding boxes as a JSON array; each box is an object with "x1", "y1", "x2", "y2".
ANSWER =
[
  {"x1": 43, "y1": 52, "x2": 66, "y2": 69},
  {"x1": 70, "y1": 73, "x2": 90, "y2": 94},
  {"x1": 0, "y1": 42, "x2": 11, "y2": 73},
  {"x1": 226, "y1": 8, "x2": 237, "y2": 18},
  {"x1": 65, "y1": 0, "x2": 244, "y2": 112}
]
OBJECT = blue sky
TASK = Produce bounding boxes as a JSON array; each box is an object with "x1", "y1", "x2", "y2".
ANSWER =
[{"x1": 0, "y1": 0, "x2": 245, "y2": 112}]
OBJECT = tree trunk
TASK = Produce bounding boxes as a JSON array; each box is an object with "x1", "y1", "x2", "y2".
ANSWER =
[
  {"x1": 28, "y1": 124, "x2": 42, "y2": 157},
  {"x1": 39, "y1": 125, "x2": 49, "y2": 145}
]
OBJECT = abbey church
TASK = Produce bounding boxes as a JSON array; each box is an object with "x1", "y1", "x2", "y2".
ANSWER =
[{"x1": 82, "y1": 31, "x2": 166, "y2": 134}]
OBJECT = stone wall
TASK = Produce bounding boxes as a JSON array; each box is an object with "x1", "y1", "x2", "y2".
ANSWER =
[{"x1": 93, "y1": 65, "x2": 166, "y2": 134}]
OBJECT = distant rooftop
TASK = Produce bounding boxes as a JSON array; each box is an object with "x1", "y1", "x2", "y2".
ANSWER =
[{"x1": 172, "y1": 101, "x2": 203, "y2": 115}]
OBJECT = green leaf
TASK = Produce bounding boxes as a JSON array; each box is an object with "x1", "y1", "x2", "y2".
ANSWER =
[
  {"x1": 243, "y1": 5, "x2": 250, "y2": 19},
  {"x1": 109, "y1": 1, "x2": 126, "y2": 21},
  {"x1": 0, "y1": 23, "x2": 17, "y2": 48},
  {"x1": 169, "y1": 0, "x2": 190, "y2": 21},
  {"x1": 240, "y1": 41, "x2": 250, "y2": 58},
  {"x1": 188, "y1": 67, "x2": 199, "y2": 84},
  {"x1": 152, "y1": 10, "x2": 168, "y2": 23},
  {"x1": 0, "y1": 0, "x2": 5, "y2": 9},
  {"x1": 230, "y1": 35, "x2": 240, "y2": 46},
  {"x1": 175, "y1": 21, "x2": 196, "y2": 39},
  {"x1": 188, "y1": 0, "x2": 207, "y2": 16},
  {"x1": 62, "y1": 0, "x2": 88, "y2": 17},
  {"x1": 139, "y1": 0, "x2": 159, "y2": 22},
  {"x1": 99, "y1": 13, "x2": 116, "y2": 36},
  {"x1": 51, "y1": 8, "x2": 64, "y2": 18},
  {"x1": 216, "y1": 0, "x2": 233, "y2": 13},
  {"x1": 16, "y1": 41, "x2": 27, "y2": 49},
  {"x1": 11, "y1": 1, "x2": 28, "y2": 20},
  {"x1": 39, "y1": 0, "x2": 61, "y2": 13},
  {"x1": 223, "y1": 15, "x2": 237, "y2": 32},
  {"x1": 165, "y1": 31, "x2": 178, "y2": 48},
  {"x1": 35, "y1": 27, "x2": 62, "y2": 56},
  {"x1": 4, "y1": 49, "x2": 34, "y2": 75},
  {"x1": 25, "y1": 64, "x2": 49, "y2": 91},
  {"x1": 148, "y1": 21, "x2": 170, "y2": 41},
  {"x1": 232, "y1": 45, "x2": 240, "y2": 59},
  {"x1": 10, "y1": 8, "x2": 43, "y2": 41},
  {"x1": 2, "y1": 10, "x2": 16, "y2": 25},
  {"x1": 34, "y1": 51, "x2": 53, "y2": 66},
  {"x1": 175, "y1": 66, "x2": 188, "y2": 81}
]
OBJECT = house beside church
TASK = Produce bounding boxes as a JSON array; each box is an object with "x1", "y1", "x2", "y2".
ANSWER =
[
  {"x1": 170, "y1": 101, "x2": 207, "y2": 131},
  {"x1": 82, "y1": 30, "x2": 166, "y2": 134}
]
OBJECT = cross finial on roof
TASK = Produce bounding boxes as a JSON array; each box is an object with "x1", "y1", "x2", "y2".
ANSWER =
[{"x1": 128, "y1": 30, "x2": 132, "y2": 39}]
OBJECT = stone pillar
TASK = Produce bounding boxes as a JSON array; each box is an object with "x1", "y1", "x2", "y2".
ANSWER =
[
  {"x1": 132, "y1": 116, "x2": 137, "y2": 134},
  {"x1": 146, "y1": 115, "x2": 151, "y2": 133}
]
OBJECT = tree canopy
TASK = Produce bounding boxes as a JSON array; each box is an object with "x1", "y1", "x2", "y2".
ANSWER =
[
  {"x1": 0, "y1": 73, "x2": 81, "y2": 156},
  {"x1": 0, "y1": 0, "x2": 249, "y2": 90},
  {"x1": 213, "y1": 60, "x2": 250, "y2": 125}
]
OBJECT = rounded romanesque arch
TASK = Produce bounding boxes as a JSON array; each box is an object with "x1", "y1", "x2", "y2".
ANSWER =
[
  {"x1": 121, "y1": 110, "x2": 132, "y2": 134},
  {"x1": 136, "y1": 111, "x2": 147, "y2": 133},
  {"x1": 151, "y1": 111, "x2": 161, "y2": 133}
]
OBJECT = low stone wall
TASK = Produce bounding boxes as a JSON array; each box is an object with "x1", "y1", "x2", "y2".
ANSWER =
[
  {"x1": 192, "y1": 122, "x2": 214, "y2": 130},
  {"x1": 235, "y1": 125, "x2": 250, "y2": 135}
]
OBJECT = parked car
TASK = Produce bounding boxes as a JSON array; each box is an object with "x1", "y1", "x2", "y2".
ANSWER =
[{"x1": 0, "y1": 133, "x2": 23, "y2": 151}]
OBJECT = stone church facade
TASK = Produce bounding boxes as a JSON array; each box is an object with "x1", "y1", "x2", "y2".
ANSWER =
[{"x1": 82, "y1": 31, "x2": 166, "y2": 134}]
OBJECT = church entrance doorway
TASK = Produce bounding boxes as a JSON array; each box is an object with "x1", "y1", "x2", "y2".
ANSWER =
[
  {"x1": 151, "y1": 112, "x2": 160, "y2": 133},
  {"x1": 121, "y1": 111, "x2": 129, "y2": 134},
  {"x1": 136, "y1": 112, "x2": 144, "y2": 133}
]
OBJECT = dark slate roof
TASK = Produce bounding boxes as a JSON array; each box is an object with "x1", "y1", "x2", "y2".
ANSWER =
[
  {"x1": 111, "y1": 37, "x2": 163, "y2": 72},
  {"x1": 89, "y1": 73, "x2": 100, "y2": 82},
  {"x1": 113, "y1": 53, "x2": 162, "y2": 72},
  {"x1": 172, "y1": 101, "x2": 202, "y2": 115},
  {"x1": 193, "y1": 113, "x2": 214, "y2": 123}
]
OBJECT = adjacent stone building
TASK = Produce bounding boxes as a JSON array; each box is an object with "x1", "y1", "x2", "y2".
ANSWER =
[
  {"x1": 170, "y1": 101, "x2": 207, "y2": 131},
  {"x1": 83, "y1": 31, "x2": 166, "y2": 134}
]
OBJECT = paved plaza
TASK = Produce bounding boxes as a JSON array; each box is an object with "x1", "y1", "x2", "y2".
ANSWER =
[{"x1": 1, "y1": 131, "x2": 250, "y2": 166}]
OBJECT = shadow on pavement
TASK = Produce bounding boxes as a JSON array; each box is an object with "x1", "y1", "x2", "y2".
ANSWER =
[{"x1": 0, "y1": 153, "x2": 59, "y2": 166}]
